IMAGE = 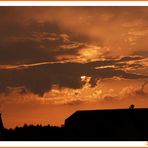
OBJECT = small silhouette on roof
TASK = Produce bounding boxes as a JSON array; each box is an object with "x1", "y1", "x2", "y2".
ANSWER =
[{"x1": 129, "y1": 104, "x2": 135, "y2": 109}]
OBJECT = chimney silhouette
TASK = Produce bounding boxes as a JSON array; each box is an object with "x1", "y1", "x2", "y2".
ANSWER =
[{"x1": 0, "y1": 113, "x2": 4, "y2": 140}]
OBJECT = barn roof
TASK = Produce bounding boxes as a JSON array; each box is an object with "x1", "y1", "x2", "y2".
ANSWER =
[{"x1": 65, "y1": 108, "x2": 148, "y2": 122}]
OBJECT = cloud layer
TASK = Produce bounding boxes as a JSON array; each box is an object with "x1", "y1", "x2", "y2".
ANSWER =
[
  {"x1": 0, "y1": 56, "x2": 147, "y2": 96},
  {"x1": 0, "y1": 6, "x2": 147, "y2": 98}
]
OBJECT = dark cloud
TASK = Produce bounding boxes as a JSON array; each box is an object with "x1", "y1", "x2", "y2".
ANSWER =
[
  {"x1": 0, "y1": 14, "x2": 102, "y2": 66},
  {"x1": 133, "y1": 51, "x2": 148, "y2": 58},
  {"x1": 65, "y1": 99, "x2": 83, "y2": 106},
  {"x1": 0, "y1": 20, "x2": 84, "y2": 65},
  {"x1": 0, "y1": 7, "x2": 148, "y2": 66},
  {"x1": 85, "y1": 55, "x2": 145, "y2": 71},
  {"x1": 102, "y1": 95, "x2": 116, "y2": 102},
  {"x1": 0, "y1": 59, "x2": 147, "y2": 96},
  {"x1": 118, "y1": 56, "x2": 143, "y2": 62}
]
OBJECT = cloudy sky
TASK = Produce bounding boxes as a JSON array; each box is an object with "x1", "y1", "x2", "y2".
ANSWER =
[{"x1": 0, "y1": 7, "x2": 148, "y2": 128}]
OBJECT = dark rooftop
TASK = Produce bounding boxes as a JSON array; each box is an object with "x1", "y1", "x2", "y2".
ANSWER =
[{"x1": 65, "y1": 108, "x2": 148, "y2": 121}]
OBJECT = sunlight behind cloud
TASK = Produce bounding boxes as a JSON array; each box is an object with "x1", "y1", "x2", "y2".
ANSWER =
[{"x1": 78, "y1": 45, "x2": 102, "y2": 62}]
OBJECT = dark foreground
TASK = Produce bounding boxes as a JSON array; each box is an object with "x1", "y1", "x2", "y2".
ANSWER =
[
  {"x1": 1, "y1": 108, "x2": 148, "y2": 141},
  {"x1": 1, "y1": 124, "x2": 148, "y2": 141}
]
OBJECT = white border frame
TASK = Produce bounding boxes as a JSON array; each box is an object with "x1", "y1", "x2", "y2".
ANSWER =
[
  {"x1": 0, "y1": 1, "x2": 148, "y2": 6},
  {"x1": 0, "y1": 1, "x2": 148, "y2": 147},
  {"x1": 0, "y1": 141, "x2": 147, "y2": 147}
]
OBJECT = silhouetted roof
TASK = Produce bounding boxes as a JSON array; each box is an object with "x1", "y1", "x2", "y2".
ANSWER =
[{"x1": 65, "y1": 108, "x2": 148, "y2": 123}]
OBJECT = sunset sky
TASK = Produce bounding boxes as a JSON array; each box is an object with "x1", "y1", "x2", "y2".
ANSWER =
[{"x1": 0, "y1": 7, "x2": 148, "y2": 128}]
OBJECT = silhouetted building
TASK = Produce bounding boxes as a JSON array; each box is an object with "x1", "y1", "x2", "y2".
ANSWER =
[{"x1": 65, "y1": 108, "x2": 148, "y2": 139}]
